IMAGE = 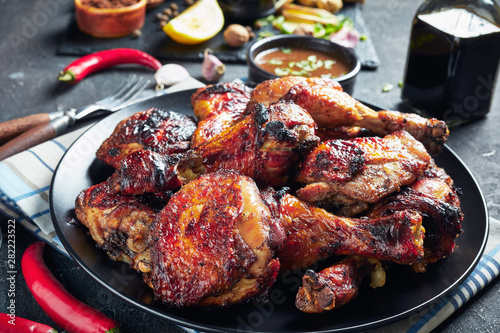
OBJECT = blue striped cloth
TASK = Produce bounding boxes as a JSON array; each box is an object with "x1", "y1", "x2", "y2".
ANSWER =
[{"x1": 1, "y1": 77, "x2": 498, "y2": 332}]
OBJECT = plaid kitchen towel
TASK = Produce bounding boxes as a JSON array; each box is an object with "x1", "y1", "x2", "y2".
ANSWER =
[{"x1": 0, "y1": 76, "x2": 498, "y2": 333}]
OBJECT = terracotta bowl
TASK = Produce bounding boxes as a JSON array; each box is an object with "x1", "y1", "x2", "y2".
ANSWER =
[
  {"x1": 247, "y1": 35, "x2": 361, "y2": 94},
  {"x1": 75, "y1": 0, "x2": 147, "y2": 38}
]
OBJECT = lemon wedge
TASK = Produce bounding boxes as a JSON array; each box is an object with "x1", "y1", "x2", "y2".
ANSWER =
[{"x1": 163, "y1": 0, "x2": 224, "y2": 45}]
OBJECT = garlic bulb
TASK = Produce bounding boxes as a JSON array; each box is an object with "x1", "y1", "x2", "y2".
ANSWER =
[
  {"x1": 154, "y1": 64, "x2": 191, "y2": 89},
  {"x1": 202, "y1": 48, "x2": 225, "y2": 82}
]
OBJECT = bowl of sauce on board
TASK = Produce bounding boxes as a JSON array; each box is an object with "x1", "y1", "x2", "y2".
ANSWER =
[{"x1": 247, "y1": 35, "x2": 360, "y2": 94}]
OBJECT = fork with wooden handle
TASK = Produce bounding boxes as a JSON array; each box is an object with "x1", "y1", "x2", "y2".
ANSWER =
[{"x1": 0, "y1": 75, "x2": 151, "y2": 161}]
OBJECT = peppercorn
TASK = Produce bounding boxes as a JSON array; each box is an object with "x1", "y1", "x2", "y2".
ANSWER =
[{"x1": 131, "y1": 29, "x2": 142, "y2": 38}]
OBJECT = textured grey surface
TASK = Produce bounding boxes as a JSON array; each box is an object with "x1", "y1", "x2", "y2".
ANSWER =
[{"x1": 1, "y1": 1, "x2": 499, "y2": 332}]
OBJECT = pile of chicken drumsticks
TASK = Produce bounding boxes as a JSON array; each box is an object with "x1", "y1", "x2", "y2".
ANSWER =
[{"x1": 75, "y1": 76, "x2": 462, "y2": 313}]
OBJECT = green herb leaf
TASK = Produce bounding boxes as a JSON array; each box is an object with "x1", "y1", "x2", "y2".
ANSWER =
[
  {"x1": 382, "y1": 83, "x2": 394, "y2": 92},
  {"x1": 275, "y1": 67, "x2": 291, "y2": 76},
  {"x1": 268, "y1": 59, "x2": 283, "y2": 65},
  {"x1": 281, "y1": 47, "x2": 292, "y2": 54},
  {"x1": 307, "y1": 55, "x2": 317, "y2": 62},
  {"x1": 272, "y1": 15, "x2": 285, "y2": 29},
  {"x1": 257, "y1": 31, "x2": 275, "y2": 40},
  {"x1": 324, "y1": 60, "x2": 336, "y2": 69}
]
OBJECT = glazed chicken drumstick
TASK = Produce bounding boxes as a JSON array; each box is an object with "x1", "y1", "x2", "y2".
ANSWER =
[
  {"x1": 250, "y1": 76, "x2": 449, "y2": 155},
  {"x1": 271, "y1": 190, "x2": 425, "y2": 271},
  {"x1": 96, "y1": 108, "x2": 197, "y2": 168},
  {"x1": 147, "y1": 170, "x2": 282, "y2": 307},
  {"x1": 296, "y1": 130, "x2": 431, "y2": 216}
]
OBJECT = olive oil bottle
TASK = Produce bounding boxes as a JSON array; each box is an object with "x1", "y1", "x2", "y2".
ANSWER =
[{"x1": 402, "y1": 0, "x2": 500, "y2": 126}]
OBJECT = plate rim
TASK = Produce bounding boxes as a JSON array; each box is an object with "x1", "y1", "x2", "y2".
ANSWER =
[{"x1": 50, "y1": 90, "x2": 489, "y2": 333}]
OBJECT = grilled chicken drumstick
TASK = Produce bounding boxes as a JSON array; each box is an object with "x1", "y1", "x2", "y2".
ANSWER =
[
  {"x1": 147, "y1": 170, "x2": 281, "y2": 307},
  {"x1": 296, "y1": 130, "x2": 431, "y2": 216},
  {"x1": 249, "y1": 76, "x2": 449, "y2": 155},
  {"x1": 273, "y1": 191, "x2": 425, "y2": 271},
  {"x1": 96, "y1": 108, "x2": 196, "y2": 168},
  {"x1": 248, "y1": 76, "x2": 343, "y2": 107}
]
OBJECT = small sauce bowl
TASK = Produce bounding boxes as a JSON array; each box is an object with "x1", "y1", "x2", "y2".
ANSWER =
[
  {"x1": 75, "y1": 0, "x2": 147, "y2": 38},
  {"x1": 247, "y1": 35, "x2": 361, "y2": 94}
]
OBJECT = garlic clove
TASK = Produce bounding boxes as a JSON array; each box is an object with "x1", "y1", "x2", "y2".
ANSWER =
[
  {"x1": 154, "y1": 64, "x2": 191, "y2": 89},
  {"x1": 202, "y1": 48, "x2": 225, "y2": 82}
]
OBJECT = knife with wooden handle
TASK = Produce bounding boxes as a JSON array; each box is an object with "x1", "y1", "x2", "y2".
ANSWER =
[
  {"x1": 0, "y1": 111, "x2": 67, "y2": 144},
  {"x1": 0, "y1": 112, "x2": 75, "y2": 161}
]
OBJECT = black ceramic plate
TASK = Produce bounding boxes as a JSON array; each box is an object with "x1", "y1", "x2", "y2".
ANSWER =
[{"x1": 50, "y1": 89, "x2": 488, "y2": 333}]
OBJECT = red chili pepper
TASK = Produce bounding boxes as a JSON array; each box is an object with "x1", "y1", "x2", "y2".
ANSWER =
[
  {"x1": 58, "y1": 48, "x2": 162, "y2": 83},
  {"x1": 21, "y1": 242, "x2": 120, "y2": 333},
  {"x1": 0, "y1": 313, "x2": 57, "y2": 333}
]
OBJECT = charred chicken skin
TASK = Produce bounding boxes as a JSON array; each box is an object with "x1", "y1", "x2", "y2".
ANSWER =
[
  {"x1": 96, "y1": 108, "x2": 196, "y2": 168},
  {"x1": 148, "y1": 170, "x2": 281, "y2": 307},
  {"x1": 296, "y1": 130, "x2": 431, "y2": 215},
  {"x1": 190, "y1": 82, "x2": 252, "y2": 146}
]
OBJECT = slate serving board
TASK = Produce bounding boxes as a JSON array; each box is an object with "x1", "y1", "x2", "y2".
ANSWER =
[{"x1": 58, "y1": 2, "x2": 379, "y2": 68}]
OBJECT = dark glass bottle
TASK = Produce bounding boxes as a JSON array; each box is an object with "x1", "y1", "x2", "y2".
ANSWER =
[{"x1": 401, "y1": 0, "x2": 500, "y2": 126}]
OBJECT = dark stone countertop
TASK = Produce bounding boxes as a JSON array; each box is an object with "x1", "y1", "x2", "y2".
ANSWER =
[{"x1": 1, "y1": 1, "x2": 499, "y2": 332}]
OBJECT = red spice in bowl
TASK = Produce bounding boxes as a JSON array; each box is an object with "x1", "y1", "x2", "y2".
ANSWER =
[
  {"x1": 75, "y1": 0, "x2": 147, "y2": 38},
  {"x1": 81, "y1": 0, "x2": 141, "y2": 8}
]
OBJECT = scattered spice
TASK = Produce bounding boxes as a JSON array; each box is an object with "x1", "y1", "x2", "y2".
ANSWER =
[
  {"x1": 131, "y1": 28, "x2": 142, "y2": 38},
  {"x1": 169, "y1": 2, "x2": 178, "y2": 10},
  {"x1": 81, "y1": 0, "x2": 140, "y2": 8},
  {"x1": 162, "y1": 7, "x2": 173, "y2": 16}
]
